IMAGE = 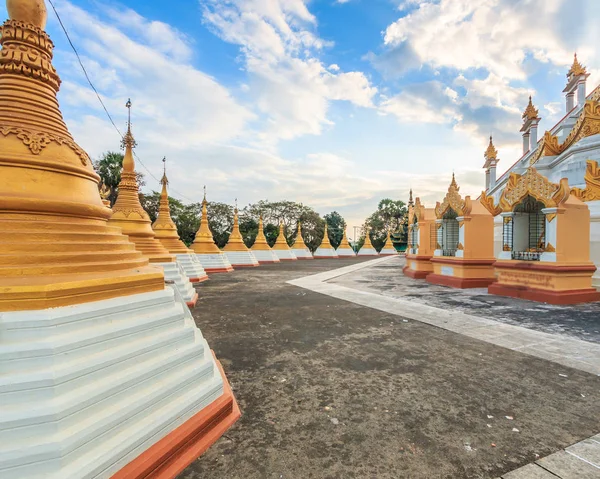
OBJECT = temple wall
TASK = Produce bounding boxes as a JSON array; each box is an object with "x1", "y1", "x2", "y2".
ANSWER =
[{"x1": 590, "y1": 201, "x2": 600, "y2": 289}]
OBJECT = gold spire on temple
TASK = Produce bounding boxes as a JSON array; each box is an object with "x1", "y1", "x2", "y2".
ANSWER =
[
  {"x1": 108, "y1": 101, "x2": 175, "y2": 263},
  {"x1": 152, "y1": 157, "x2": 192, "y2": 254},
  {"x1": 320, "y1": 223, "x2": 333, "y2": 248},
  {"x1": 294, "y1": 221, "x2": 309, "y2": 248},
  {"x1": 190, "y1": 187, "x2": 222, "y2": 254},
  {"x1": 0, "y1": 0, "x2": 163, "y2": 311},
  {"x1": 522, "y1": 96, "x2": 539, "y2": 121},
  {"x1": 568, "y1": 53, "x2": 587, "y2": 77},
  {"x1": 408, "y1": 188, "x2": 414, "y2": 207},
  {"x1": 337, "y1": 227, "x2": 352, "y2": 249},
  {"x1": 223, "y1": 201, "x2": 249, "y2": 251},
  {"x1": 272, "y1": 220, "x2": 291, "y2": 250},
  {"x1": 362, "y1": 226, "x2": 375, "y2": 249},
  {"x1": 450, "y1": 172, "x2": 458, "y2": 190},
  {"x1": 484, "y1": 135, "x2": 498, "y2": 161}
]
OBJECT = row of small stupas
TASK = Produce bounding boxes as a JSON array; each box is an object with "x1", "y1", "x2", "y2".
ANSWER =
[{"x1": 402, "y1": 54, "x2": 600, "y2": 305}]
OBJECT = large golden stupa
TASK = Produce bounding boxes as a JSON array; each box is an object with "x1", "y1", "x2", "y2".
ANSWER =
[{"x1": 0, "y1": 0, "x2": 163, "y2": 311}]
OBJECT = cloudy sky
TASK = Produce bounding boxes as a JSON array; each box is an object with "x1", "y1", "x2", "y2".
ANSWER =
[{"x1": 3, "y1": 0, "x2": 599, "y2": 229}]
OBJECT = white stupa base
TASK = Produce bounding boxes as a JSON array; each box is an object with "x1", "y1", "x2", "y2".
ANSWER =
[
  {"x1": 252, "y1": 249, "x2": 280, "y2": 263},
  {"x1": 357, "y1": 247, "x2": 379, "y2": 256},
  {"x1": 292, "y1": 247, "x2": 313, "y2": 259},
  {"x1": 176, "y1": 253, "x2": 209, "y2": 282},
  {"x1": 0, "y1": 287, "x2": 225, "y2": 479},
  {"x1": 379, "y1": 248, "x2": 398, "y2": 256},
  {"x1": 335, "y1": 247, "x2": 356, "y2": 257},
  {"x1": 195, "y1": 253, "x2": 234, "y2": 273},
  {"x1": 314, "y1": 247, "x2": 339, "y2": 259},
  {"x1": 224, "y1": 250, "x2": 260, "y2": 267},
  {"x1": 158, "y1": 261, "x2": 198, "y2": 307},
  {"x1": 273, "y1": 249, "x2": 297, "y2": 261}
]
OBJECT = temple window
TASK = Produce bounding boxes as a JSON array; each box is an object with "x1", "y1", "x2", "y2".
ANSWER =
[
  {"x1": 510, "y1": 195, "x2": 546, "y2": 261},
  {"x1": 410, "y1": 217, "x2": 418, "y2": 254},
  {"x1": 440, "y1": 208, "x2": 459, "y2": 256}
]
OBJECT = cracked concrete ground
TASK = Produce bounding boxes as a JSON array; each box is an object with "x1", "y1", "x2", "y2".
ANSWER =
[{"x1": 181, "y1": 258, "x2": 600, "y2": 479}]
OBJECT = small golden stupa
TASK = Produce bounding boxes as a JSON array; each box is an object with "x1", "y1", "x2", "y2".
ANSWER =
[
  {"x1": 335, "y1": 225, "x2": 356, "y2": 257},
  {"x1": 0, "y1": 0, "x2": 164, "y2": 311},
  {"x1": 291, "y1": 221, "x2": 314, "y2": 259},
  {"x1": 152, "y1": 158, "x2": 208, "y2": 282},
  {"x1": 314, "y1": 223, "x2": 339, "y2": 258},
  {"x1": 222, "y1": 202, "x2": 259, "y2": 267},
  {"x1": 189, "y1": 189, "x2": 234, "y2": 273},
  {"x1": 251, "y1": 215, "x2": 280, "y2": 263},
  {"x1": 379, "y1": 230, "x2": 397, "y2": 256},
  {"x1": 357, "y1": 227, "x2": 379, "y2": 256},
  {"x1": 108, "y1": 102, "x2": 198, "y2": 307},
  {"x1": 272, "y1": 220, "x2": 297, "y2": 260}
]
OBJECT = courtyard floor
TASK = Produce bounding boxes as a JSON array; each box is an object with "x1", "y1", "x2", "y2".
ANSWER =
[{"x1": 182, "y1": 256, "x2": 600, "y2": 479}]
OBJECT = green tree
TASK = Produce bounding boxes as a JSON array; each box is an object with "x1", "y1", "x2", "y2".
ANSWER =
[
  {"x1": 94, "y1": 151, "x2": 145, "y2": 206},
  {"x1": 362, "y1": 199, "x2": 407, "y2": 251},
  {"x1": 323, "y1": 211, "x2": 346, "y2": 249}
]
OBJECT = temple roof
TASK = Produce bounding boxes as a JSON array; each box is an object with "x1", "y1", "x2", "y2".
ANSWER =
[
  {"x1": 568, "y1": 53, "x2": 587, "y2": 77},
  {"x1": 483, "y1": 136, "x2": 499, "y2": 169},
  {"x1": 522, "y1": 96, "x2": 539, "y2": 121}
]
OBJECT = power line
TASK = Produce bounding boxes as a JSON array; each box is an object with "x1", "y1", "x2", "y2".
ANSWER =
[{"x1": 47, "y1": 0, "x2": 196, "y2": 204}]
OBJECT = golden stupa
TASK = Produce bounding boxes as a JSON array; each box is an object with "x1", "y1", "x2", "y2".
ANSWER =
[
  {"x1": 379, "y1": 229, "x2": 397, "y2": 256},
  {"x1": 0, "y1": 0, "x2": 163, "y2": 311},
  {"x1": 152, "y1": 159, "x2": 208, "y2": 282},
  {"x1": 314, "y1": 222, "x2": 338, "y2": 258},
  {"x1": 357, "y1": 226, "x2": 379, "y2": 256},
  {"x1": 291, "y1": 221, "x2": 313, "y2": 259},
  {"x1": 189, "y1": 189, "x2": 234, "y2": 273},
  {"x1": 320, "y1": 223, "x2": 333, "y2": 248},
  {"x1": 223, "y1": 204, "x2": 249, "y2": 252},
  {"x1": 251, "y1": 215, "x2": 280, "y2": 263},
  {"x1": 335, "y1": 225, "x2": 356, "y2": 257},
  {"x1": 152, "y1": 158, "x2": 192, "y2": 254},
  {"x1": 108, "y1": 103, "x2": 176, "y2": 264},
  {"x1": 272, "y1": 220, "x2": 297, "y2": 260}
]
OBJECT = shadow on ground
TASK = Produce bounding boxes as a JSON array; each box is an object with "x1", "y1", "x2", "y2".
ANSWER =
[{"x1": 181, "y1": 258, "x2": 600, "y2": 479}]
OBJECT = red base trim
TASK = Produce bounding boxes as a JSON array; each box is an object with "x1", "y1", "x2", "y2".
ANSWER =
[
  {"x1": 230, "y1": 263, "x2": 260, "y2": 268},
  {"x1": 256, "y1": 260, "x2": 280, "y2": 264},
  {"x1": 402, "y1": 266, "x2": 430, "y2": 279},
  {"x1": 430, "y1": 257, "x2": 496, "y2": 267},
  {"x1": 379, "y1": 253, "x2": 398, "y2": 256},
  {"x1": 203, "y1": 267, "x2": 234, "y2": 274},
  {"x1": 277, "y1": 258, "x2": 298, "y2": 261},
  {"x1": 313, "y1": 256, "x2": 340, "y2": 259},
  {"x1": 488, "y1": 282, "x2": 600, "y2": 305},
  {"x1": 357, "y1": 254, "x2": 380, "y2": 257},
  {"x1": 111, "y1": 354, "x2": 241, "y2": 479},
  {"x1": 294, "y1": 257, "x2": 314, "y2": 260},
  {"x1": 426, "y1": 273, "x2": 496, "y2": 289},
  {"x1": 186, "y1": 292, "x2": 199, "y2": 309},
  {"x1": 493, "y1": 261, "x2": 597, "y2": 273},
  {"x1": 189, "y1": 276, "x2": 209, "y2": 283}
]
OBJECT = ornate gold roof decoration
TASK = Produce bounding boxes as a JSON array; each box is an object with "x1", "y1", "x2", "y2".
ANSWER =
[
  {"x1": 522, "y1": 96, "x2": 539, "y2": 121},
  {"x1": 568, "y1": 53, "x2": 587, "y2": 77},
  {"x1": 414, "y1": 197, "x2": 425, "y2": 221},
  {"x1": 530, "y1": 100, "x2": 600, "y2": 165},
  {"x1": 485, "y1": 136, "x2": 498, "y2": 160},
  {"x1": 498, "y1": 167, "x2": 571, "y2": 212},
  {"x1": 479, "y1": 192, "x2": 501, "y2": 216},
  {"x1": 571, "y1": 160, "x2": 600, "y2": 202},
  {"x1": 435, "y1": 173, "x2": 472, "y2": 218}
]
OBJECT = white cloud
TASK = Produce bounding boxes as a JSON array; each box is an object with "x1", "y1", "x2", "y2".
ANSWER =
[{"x1": 201, "y1": 0, "x2": 377, "y2": 142}]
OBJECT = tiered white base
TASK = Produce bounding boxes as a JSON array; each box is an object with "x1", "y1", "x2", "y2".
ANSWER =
[
  {"x1": 357, "y1": 247, "x2": 379, "y2": 256},
  {"x1": 292, "y1": 247, "x2": 313, "y2": 259},
  {"x1": 195, "y1": 253, "x2": 234, "y2": 273},
  {"x1": 273, "y1": 249, "x2": 297, "y2": 261},
  {"x1": 0, "y1": 287, "x2": 224, "y2": 479},
  {"x1": 252, "y1": 249, "x2": 280, "y2": 263},
  {"x1": 335, "y1": 248, "x2": 356, "y2": 257},
  {"x1": 378, "y1": 248, "x2": 397, "y2": 256},
  {"x1": 224, "y1": 250, "x2": 259, "y2": 267},
  {"x1": 314, "y1": 247, "x2": 339, "y2": 259},
  {"x1": 158, "y1": 262, "x2": 198, "y2": 307},
  {"x1": 176, "y1": 253, "x2": 209, "y2": 282}
]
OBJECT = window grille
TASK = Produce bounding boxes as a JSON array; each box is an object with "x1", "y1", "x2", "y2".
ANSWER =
[
  {"x1": 511, "y1": 196, "x2": 545, "y2": 261},
  {"x1": 502, "y1": 216, "x2": 513, "y2": 252},
  {"x1": 441, "y1": 209, "x2": 459, "y2": 256},
  {"x1": 410, "y1": 226, "x2": 418, "y2": 254}
]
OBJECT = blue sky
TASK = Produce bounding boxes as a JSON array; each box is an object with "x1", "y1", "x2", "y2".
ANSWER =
[{"x1": 2, "y1": 0, "x2": 598, "y2": 230}]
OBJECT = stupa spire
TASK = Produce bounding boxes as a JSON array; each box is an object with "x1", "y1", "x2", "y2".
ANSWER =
[
  {"x1": 357, "y1": 225, "x2": 379, "y2": 256},
  {"x1": 223, "y1": 200, "x2": 249, "y2": 251},
  {"x1": 273, "y1": 220, "x2": 291, "y2": 250},
  {"x1": 294, "y1": 221, "x2": 308, "y2": 248},
  {"x1": 320, "y1": 223, "x2": 332, "y2": 248},
  {"x1": 251, "y1": 213, "x2": 280, "y2": 263},
  {"x1": 0, "y1": 0, "x2": 164, "y2": 311}
]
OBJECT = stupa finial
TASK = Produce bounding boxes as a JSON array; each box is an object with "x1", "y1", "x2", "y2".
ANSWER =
[
  {"x1": 522, "y1": 95, "x2": 539, "y2": 121},
  {"x1": 568, "y1": 52, "x2": 587, "y2": 77},
  {"x1": 7, "y1": 0, "x2": 47, "y2": 29},
  {"x1": 484, "y1": 135, "x2": 498, "y2": 161},
  {"x1": 203, "y1": 185, "x2": 207, "y2": 202},
  {"x1": 121, "y1": 99, "x2": 137, "y2": 173},
  {"x1": 160, "y1": 156, "x2": 168, "y2": 186}
]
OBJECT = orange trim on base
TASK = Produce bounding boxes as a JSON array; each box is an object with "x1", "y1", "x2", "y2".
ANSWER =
[
  {"x1": 229, "y1": 263, "x2": 259, "y2": 268},
  {"x1": 189, "y1": 276, "x2": 209, "y2": 283},
  {"x1": 426, "y1": 273, "x2": 496, "y2": 289},
  {"x1": 488, "y1": 282, "x2": 600, "y2": 305},
  {"x1": 402, "y1": 266, "x2": 429, "y2": 279},
  {"x1": 256, "y1": 260, "x2": 280, "y2": 264},
  {"x1": 277, "y1": 258, "x2": 298, "y2": 261},
  {"x1": 294, "y1": 256, "x2": 313, "y2": 260},
  {"x1": 185, "y1": 292, "x2": 199, "y2": 309},
  {"x1": 313, "y1": 256, "x2": 339, "y2": 259},
  {"x1": 111, "y1": 354, "x2": 241, "y2": 479},
  {"x1": 203, "y1": 267, "x2": 234, "y2": 274}
]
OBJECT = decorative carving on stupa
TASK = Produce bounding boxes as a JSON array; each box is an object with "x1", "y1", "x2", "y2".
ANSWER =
[
  {"x1": 435, "y1": 173, "x2": 472, "y2": 218},
  {"x1": 571, "y1": 160, "x2": 600, "y2": 202},
  {"x1": 108, "y1": 100, "x2": 174, "y2": 263},
  {"x1": 152, "y1": 157, "x2": 192, "y2": 253},
  {"x1": 0, "y1": 0, "x2": 163, "y2": 311}
]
